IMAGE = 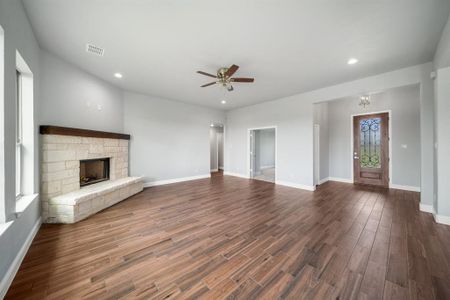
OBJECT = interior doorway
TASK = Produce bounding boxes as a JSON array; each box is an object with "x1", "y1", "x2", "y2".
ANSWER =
[
  {"x1": 249, "y1": 127, "x2": 276, "y2": 182},
  {"x1": 210, "y1": 123, "x2": 224, "y2": 174},
  {"x1": 353, "y1": 112, "x2": 390, "y2": 187},
  {"x1": 314, "y1": 124, "x2": 320, "y2": 186}
]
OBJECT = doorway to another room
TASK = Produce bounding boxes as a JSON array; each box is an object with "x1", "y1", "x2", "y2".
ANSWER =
[
  {"x1": 313, "y1": 84, "x2": 420, "y2": 190},
  {"x1": 210, "y1": 123, "x2": 224, "y2": 175},
  {"x1": 249, "y1": 127, "x2": 276, "y2": 183}
]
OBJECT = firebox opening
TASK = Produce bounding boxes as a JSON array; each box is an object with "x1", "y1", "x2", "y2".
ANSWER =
[{"x1": 80, "y1": 158, "x2": 110, "y2": 187}]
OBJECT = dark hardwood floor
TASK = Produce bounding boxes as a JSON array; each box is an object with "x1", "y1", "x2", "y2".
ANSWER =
[{"x1": 6, "y1": 173, "x2": 450, "y2": 299}]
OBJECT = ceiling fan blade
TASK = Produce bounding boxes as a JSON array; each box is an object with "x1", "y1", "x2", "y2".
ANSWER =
[
  {"x1": 201, "y1": 82, "x2": 217, "y2": 87},
  {"x1": 231, "y1": 77, "x2": 254, "y2": 83},
  {"x1": 225, "y1": 64, "x2": 239, "y2": 77},
  {"x1": 197, "y1": 71, "x2": 217, "y2": 78}
]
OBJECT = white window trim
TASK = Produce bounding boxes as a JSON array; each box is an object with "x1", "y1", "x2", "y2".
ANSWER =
[
  {"x1": 0, "y1": 25, "x2": 5, "y2": 223},
  {"x1": 15, "y1": 50, "x2": 36, "y2": 210},
  {"x1": 15, "y1": 70, "x2": 23, "y2": 200}
]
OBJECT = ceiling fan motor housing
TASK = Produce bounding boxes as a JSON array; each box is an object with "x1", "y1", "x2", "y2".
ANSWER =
[{"x1": 217, "y1": 67, "x2": 229, "y2": 79}]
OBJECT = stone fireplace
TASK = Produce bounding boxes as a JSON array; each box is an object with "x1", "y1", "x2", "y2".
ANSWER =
[{"x1": 40, "y1": 126, "x2": 143, "y2": 223}]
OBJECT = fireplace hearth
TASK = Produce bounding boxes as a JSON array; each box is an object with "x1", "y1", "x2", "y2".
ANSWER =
[{"x1": 80, "y1": 158, "x2": 110, "y2": 187}]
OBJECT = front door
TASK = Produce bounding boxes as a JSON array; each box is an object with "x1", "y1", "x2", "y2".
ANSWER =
[{"x1": 353, "y1": 113, "x2": 389, "y2": 187}]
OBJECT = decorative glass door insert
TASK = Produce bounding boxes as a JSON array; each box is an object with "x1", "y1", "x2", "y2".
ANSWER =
[
  {"x1": 353, "y1": 113, "x2": 389, "y2": 187},
  {"x1": 359, "y1": 118, "x2": 381, "y2": 168}
]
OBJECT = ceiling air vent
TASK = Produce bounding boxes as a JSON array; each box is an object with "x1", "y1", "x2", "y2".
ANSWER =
[{"x1": 86, "y1": 44, "x2": 104, "y2": 56}]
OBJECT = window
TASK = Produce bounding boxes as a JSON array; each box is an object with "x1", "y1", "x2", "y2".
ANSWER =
[
  {"x1": 15, "y1": 51, "x2": 34, "y2": 202},
  {"x1": 15, "y1": 70, "x2": 23, "y2": 199}
]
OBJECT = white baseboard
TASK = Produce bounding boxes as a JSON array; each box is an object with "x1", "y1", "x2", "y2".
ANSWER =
[
  {"x1": 416, "y1": 203, "x2": 450, "y2": 226},
  {"x1": 419, "y1": 204, "x2": 450, "y2": 226},
  {"x1": 434, "y1": 214, "x2": 450, "y2": 225},
  {"x1": 0, "y1": 217, "x2": 41, "y2": 299},
  {"x1": 210, "y1": 169, "x2": 218, "y2": 172},
  {"x1": 322, "y1": 177, "x2": 421, "y2": 192},
  {"x1": 260, "y1": 165, "x2": 275, "y2": 170},
  {"x1": 275, "y1": 180, "x2": 316, "y2": 191},
  {"x1": 223, "y1": 171, "x2": 249, "y2": 179},
  {"x1": 390, "y1": 184, "x2": 421, "y2": 192},
  {"x1": 419, "y1": 203, "x2": 434, "y2": 214},
  {"x1": 144, "y1": 174, "x2": 211, "y2": 187},
  {"x1": 434, "y1": 214, "x2": 450, "y2": 226},
  {"x1": 318, "y1": 177, "x2": 330, "y2": 185},
  {"x1": 328, "y1": 177, "x2": 353, "y2": 184}
]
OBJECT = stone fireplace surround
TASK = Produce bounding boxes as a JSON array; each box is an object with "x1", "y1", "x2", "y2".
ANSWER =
[{"x1": 40, "y1": 126, "x2": 143, "y2": 223}]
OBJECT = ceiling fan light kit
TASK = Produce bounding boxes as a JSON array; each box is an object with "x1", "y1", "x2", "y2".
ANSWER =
[{"x1": 197, "y1": 64, "x2": 254, "y2": 92}]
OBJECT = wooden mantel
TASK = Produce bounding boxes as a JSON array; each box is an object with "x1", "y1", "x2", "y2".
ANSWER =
[{"x1": 40, "y1": 125, "x2": 131, "y2": 140}]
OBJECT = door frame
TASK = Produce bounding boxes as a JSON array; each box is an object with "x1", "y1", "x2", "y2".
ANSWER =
[
  {"x1": 247, "y1": 126, "x2": 277, "y2": 181},
  {"x1": 210, "y1": 123, "x2": 225, "y2": 173},
  {"x1": 314, "y1": 124, "x2": 320, "y2": 185},
  {"x1": 210, "y1": 126, "x2": 219, "y2": 172},
  {"x1": 217, "y1": 131, "x2": 224, "y2": 170},
  {"x1": 350, "y1": 110, "x2": 392, "y2": 186}
]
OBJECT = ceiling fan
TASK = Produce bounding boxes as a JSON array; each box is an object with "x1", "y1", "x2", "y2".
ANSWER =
[{"x1": 197, "y1": 64, "x2": 254, "y2": 91}]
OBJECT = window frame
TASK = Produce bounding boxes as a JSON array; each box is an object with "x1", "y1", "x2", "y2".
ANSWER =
[{"x1": 15, "y1": 70, "x2": 23, "y2": 200}]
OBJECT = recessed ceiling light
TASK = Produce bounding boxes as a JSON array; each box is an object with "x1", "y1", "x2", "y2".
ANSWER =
[
  {"x1": 210, "y1": 124, "x2": 214, "y2": 127},
  {"x1": 114, "y1": 73, "x2": 123, "y2": 78},
  {"x1": 221, "y1": 100, "x2": 226, "y2": 104},
  {"x1": 348, "y1": 58, "x2": 359, "y2": 65}
]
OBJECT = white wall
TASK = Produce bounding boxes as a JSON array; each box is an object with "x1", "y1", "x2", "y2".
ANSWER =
[
  {"x1": 226, "y1": 96, "x2": 314, "y2": 189},
  {"x1": 123, "y1": 91, "x2": 225, "y2": 185},
  {"x1": 433, "y1": 13, "x2": 450, "y2": 223},
  {"x1": 314, "y1": 102, "x2": 329, "y2": 182},
  {"x1": 327, "y1": 85, "x2": 421, "y2": 188},
  {"x1": 434, "y1": 15, "x2": 450, "y2": 70},
  {"x1": 0, "y1": 0, "x2": 41, "y2": 294},
  {"x1": 434, "y1": 66, "x2": 450, "y2": 221},
  {"x1": 225, "y1": 63, "x2": 434, "y2": 196},
  {"x1": 39, "y1": 50, "x2": 124, "y2": 133},
  {"x1": 253, "y1": 130, "x2": 261, "y2": 173}
]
